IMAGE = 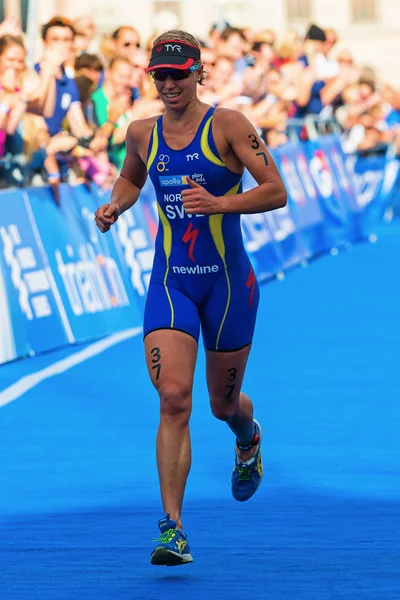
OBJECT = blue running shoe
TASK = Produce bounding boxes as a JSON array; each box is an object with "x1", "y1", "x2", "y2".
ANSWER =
[
  {"x1": 231, "y1": 419, "x2": 263, "y2": 501},
  {"x1": 150, "y1": 514, "x2": 193, "y2": 566}
]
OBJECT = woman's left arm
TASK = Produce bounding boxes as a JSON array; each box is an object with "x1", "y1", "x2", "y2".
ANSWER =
[{"x1": 217, "y1": 110, "x2": 287, "y2": 214}]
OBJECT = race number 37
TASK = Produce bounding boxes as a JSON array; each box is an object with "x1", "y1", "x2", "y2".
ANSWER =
[{"x1": 151, "y1": 347, "x2": 161, "y2": 380}]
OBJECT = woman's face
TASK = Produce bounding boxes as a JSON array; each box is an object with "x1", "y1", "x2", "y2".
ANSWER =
[
  {"x1": 153, "y1": 69, "x2": 200, "y2": 110},
  {"x1": 0, "y1": 44, "x2": 26, "y2": 74},
  {"x1": 108, "y1": 60, "x2": 134, "y2": 96}
]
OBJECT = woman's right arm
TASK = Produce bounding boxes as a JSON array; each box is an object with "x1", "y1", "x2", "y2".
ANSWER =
[
  {"x1": 110, "y1": 121, "x2": 148, "y2": 213},
  {"x1": 95, "y1": 121, "x2": 149, "y2": 233}
]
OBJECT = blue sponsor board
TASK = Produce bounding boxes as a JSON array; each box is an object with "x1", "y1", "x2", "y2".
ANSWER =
[
  {"x1": 0, "y1": 134, "x2": 398, "y2": 364},
  {"x1": 317, "y1": 135, "x2": 365, "y2": 241},
  {"x1": 71, "y1": 184, "x2": 146, "y2": 320},
  {"x1": 301, "y1": 138, "x2": 352, "y2": 249},
  {"x1": 348, "y1": 153, "x2": 400, "y2": 231},
  {"x1": 242, "y1": 168, "x2": 309, "y2": 272},
  {"x1": 91, "y1": 182, "x2": 156, "y2": 312},
  {"x1": 26, "y1": 184, "x2": 142, "y2": 342},
  {"x1": 240, "y1": 211, "x2": 284, "y2": 281},
  {"x1": 0, "y1": 189, "x2": 70, "y2": 362},
  {"x1": 273, "y1": 142, "x2": 327, "y2": 256}
]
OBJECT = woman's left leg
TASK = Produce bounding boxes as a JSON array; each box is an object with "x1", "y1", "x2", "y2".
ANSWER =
[
  {"x1": 206, "y1": 344, "x2": 258, "y2": 461},
  {"x1": 206, "y1": 344, "x2": 263, "y2": 501},
  {"x1": 206, "y1": 344, "x2": 252, "y2": 435},
  {"x1": 202, "y1": 260, "x2": 262, "y2": 500}
]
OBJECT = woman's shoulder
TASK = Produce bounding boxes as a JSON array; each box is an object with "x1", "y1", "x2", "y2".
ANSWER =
[
  {"x1": 127, "y1": 114, "x2": 161, "y2": 139},
  {"x1": 213, "y1": 106, "x2": 250, "y2": 128}
]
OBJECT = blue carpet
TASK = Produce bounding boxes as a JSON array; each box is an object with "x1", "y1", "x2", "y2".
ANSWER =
[{"x1": 1, "y1": 222, "x2": 399, "y2": 599}]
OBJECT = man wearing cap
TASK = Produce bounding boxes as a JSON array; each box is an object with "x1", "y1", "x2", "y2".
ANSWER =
[{"x1": 301, "y1": 23, "x2": 339, "y2": 79}]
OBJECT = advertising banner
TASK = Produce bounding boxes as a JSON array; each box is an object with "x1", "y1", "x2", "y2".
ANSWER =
[
  {"x1": 272, "y1": 142, "x2": 327, "y2": 257},
  {"x1": 348, "y1": 153, "x2": 400, "y2": 230},
  {"x1": 302, "y1": 139, "x2": 352, "y2": 249},
  {"x1": 26, "y1": 185, "x2": 142, "y2": 342},
  {"x1": 1, "y1": 134, "x2": 398, "y2": 365},
  {"x1": 0, "y1": 189, "x2": 70, "y2": 361},
  {"x1": 242, "y1": 168, "x2": 309, "y2": 273},
  {"x1": 316, "y1": 136, "x2": 365, "y2": 240}
]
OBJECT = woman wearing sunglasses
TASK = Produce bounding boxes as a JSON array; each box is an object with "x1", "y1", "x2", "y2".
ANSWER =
[{"x1": 95, "y1": 29, "x2": 287, "y2": 567}]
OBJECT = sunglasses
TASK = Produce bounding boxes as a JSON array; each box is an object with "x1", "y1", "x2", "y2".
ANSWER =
[{"x1": 150, "y1": 65, "x2": 199, "y2": 81}]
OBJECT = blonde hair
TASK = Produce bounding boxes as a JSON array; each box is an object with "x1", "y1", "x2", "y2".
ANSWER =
[
  {"x1": 152, "y1": 30, "x2": 206, "y2": 85},
  {"x1": 22, "y1": 115, "x2": 48, "y2": 159},
  {"x1": 277, "y1": 30, "x2": 299, "y2": 61},
  {"x1": 255, "y1": 29, "x2": 276, "y2": 46},
  {"x1": 99, "y1": 35, "x2": 116, "y2": 63}
]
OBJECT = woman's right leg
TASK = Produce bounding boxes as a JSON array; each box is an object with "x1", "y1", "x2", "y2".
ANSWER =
[{"x1": 144, "y1": 329, "x2": 198, "y2": 530}]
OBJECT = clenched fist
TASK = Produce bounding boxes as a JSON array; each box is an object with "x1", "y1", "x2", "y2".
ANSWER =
[{"x1": 94, "y1": 203, "x2": 120, "y2": 233}]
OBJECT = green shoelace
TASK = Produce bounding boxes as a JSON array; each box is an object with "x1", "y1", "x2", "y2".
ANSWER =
[
  {"x1": 154, "y1": 528, "x2": 176, "y2": 543},
  {"x1": 237, "y1": 466, "x2": 252, "y2": 481}
]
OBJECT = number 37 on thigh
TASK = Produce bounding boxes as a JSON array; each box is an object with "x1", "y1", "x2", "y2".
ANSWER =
[{"x1": 150, "y1": 346, "x2": 161, "y2": 381}]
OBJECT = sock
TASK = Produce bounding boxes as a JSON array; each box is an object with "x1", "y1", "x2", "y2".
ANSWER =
[{"x1": 236, "y1": 424, "x2": 259, "y2": 452}]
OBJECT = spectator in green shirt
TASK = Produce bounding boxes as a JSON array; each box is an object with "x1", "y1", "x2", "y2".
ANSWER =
[{"x1": 91, "y1": 56, "x2": 134, "y2": 170}]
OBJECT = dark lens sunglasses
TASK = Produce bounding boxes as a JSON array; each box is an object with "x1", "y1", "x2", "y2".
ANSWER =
[{"x1": 150, "y1": 65, "x2": 199, "y2": 81}]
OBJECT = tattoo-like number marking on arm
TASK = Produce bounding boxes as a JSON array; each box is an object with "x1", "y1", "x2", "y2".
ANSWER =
[
  {"x1": 151, "y1": 347, "x2": 161, "y2": 380},
  {"x1": 225, "y1": 366, "x2": 238, "y2": 398},
  {"x1": 248, "y1": 133, "x2": 259, "y2": 149},
  {"x1": 256, "y1": 151, "x2": 269, "y2": 165},
  {"x1": 248, "y1": 133, "x2": 269, "y2": 165}
]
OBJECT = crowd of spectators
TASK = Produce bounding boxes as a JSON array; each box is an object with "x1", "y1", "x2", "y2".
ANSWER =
[{"x1": 0, "y1": 14, "x2": 400, "y2": 201}]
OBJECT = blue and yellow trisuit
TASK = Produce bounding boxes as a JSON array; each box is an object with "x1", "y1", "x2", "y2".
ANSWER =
[{"x1": 144, "y1": 107, "x2": 259, "y2": 351}]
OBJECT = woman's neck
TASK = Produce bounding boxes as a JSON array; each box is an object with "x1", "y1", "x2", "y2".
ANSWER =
[{"x1": 163, "y1": 98, "x2": 207, "y2": 127}]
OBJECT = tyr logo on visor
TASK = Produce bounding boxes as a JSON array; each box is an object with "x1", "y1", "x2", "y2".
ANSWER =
[{"x1": 165, "y1": 44, "x2": 182, "y2": 52}]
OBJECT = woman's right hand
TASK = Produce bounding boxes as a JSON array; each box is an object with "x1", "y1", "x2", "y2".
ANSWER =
[{"x1": 94, "y1": 203, "x2": 120, "y2": 233}]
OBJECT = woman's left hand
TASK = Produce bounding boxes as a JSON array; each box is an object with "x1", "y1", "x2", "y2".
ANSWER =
[{"x1": 181, "y1": 177, "x2": 223, "y2": 215}]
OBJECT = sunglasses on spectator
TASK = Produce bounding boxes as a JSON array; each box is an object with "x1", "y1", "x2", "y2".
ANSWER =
[
  {"x1": 123, "y1": 41, "x2": 140, "y2": 48},
  {"x1": 150, "y1": 65, "x2": 199, "y2": 81}
]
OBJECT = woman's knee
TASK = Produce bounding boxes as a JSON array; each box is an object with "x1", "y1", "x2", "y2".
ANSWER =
[
  {"x1": 159, "y1": 382, "x2": 192, "y2": 421},
  {"x1": 209, "y1": 394, "x2": 239, "y2": 422}
]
